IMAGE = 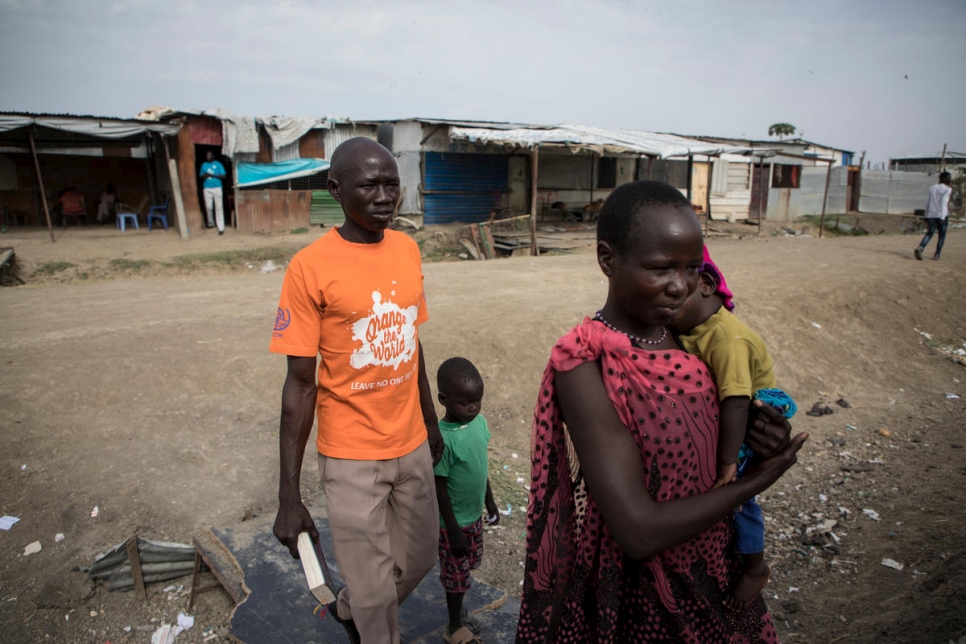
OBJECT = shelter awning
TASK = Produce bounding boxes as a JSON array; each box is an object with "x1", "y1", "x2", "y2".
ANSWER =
[
  {"x1": 0, "y1": 114, "x2": 181, "y2": 139},
  {"x1": 448, "y1": 124, "x2": 751, "y2": 159},
  {"x1": 236, "y1": 159, "x2": 330, "y2": 188}
]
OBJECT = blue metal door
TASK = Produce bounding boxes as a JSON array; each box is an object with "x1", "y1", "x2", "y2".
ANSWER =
[{"x1": 423, "y1": 152, "x2": 508, "y2": 224}]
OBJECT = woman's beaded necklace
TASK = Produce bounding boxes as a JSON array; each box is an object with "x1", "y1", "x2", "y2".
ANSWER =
[{"x1": 594, "y1": 310, "x2": 667, "y2": 346}]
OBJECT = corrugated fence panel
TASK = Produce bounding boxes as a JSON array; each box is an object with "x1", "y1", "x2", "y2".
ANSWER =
[
  {"x1": 309, "y1": 190, "x2": 344, "y2": 226},
  {"x1": 859, "y1": 170, "x2": 932, "y2": 214},
  {"x1": 423, "y1": 152, "x2": 508, "y2": 224},
  {"x1": 236, "y1": 189, "x2": 311, "y2": 233},
  {"x1": 888, "y1": 171, "x2": 932, "y2": 214}
]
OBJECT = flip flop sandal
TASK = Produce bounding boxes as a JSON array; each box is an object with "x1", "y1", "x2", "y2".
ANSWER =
[
  {"x1": 806, "y1": 403, "x2": 826, "y2": 417},
  {"x1": 443, "y1": 625, "x2": 483, "y2": 644}
]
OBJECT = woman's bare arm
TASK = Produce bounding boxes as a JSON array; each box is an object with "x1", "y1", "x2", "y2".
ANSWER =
[{"x1": 557, "y1": 361, "x2": 806, "y2": 559}]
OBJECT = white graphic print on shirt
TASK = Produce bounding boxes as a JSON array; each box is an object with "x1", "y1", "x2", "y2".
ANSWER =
[{"x1": 350, "y1": 289, "x2": 419, "y2": 370}]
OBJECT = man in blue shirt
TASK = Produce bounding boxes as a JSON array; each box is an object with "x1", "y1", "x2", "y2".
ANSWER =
[{"x1": 199, "y1": 151, "x2": 227, "y2": 235}]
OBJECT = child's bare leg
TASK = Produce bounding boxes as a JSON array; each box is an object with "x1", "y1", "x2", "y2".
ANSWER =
[
  {"x1": 725, "y1": 552, "x2": 770, "y2": 611},
  {"x1": 446, "y1": 591, "x2": 465, "y2": 634}
]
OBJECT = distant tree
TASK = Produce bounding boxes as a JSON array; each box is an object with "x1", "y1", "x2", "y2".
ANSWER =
[{"x1": 768, "y1": 123, "x2": 797, "y2": 140}]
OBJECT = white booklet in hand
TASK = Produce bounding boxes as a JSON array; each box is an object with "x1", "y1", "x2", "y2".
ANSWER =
[{"x1": 297, "y1": 532, "x2": 337, "y2": 605}]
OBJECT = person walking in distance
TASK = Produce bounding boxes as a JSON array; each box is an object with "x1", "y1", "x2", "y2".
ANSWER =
[{"x1": 915, "y1": 171, "x2": 952, "y2": 261}]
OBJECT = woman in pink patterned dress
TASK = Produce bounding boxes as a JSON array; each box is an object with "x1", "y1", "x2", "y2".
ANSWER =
[{"x1": 516, "y1": 181, "x2": 807, "y2": 643}]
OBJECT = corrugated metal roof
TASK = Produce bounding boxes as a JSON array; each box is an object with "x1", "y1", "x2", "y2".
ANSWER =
[
  {"x1": 448, "y1": 124, "x2": 752, "y2": 159},
  {"x1": 889, "y1": 151, "x2": 966, "y2": 161},
  {"x1": 682, "y1": 134, "x2": 854, "y2": 155},
  {"x1": 1, "y1": 109, "x2": 151, "y2": 121}
]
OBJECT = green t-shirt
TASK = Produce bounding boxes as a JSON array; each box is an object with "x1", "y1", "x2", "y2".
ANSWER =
[{"x1": 433, "y1": 415, "x2": 490, "y2": 528}]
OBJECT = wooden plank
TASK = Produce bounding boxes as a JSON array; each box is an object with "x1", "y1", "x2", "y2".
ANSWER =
[
  {"x1": 468, "y1": 225, "x2": 485, "y2": 259},
  {"x1": 481, "y1": 224, "x2": 497, "y2": 260},
  {"x1": 126, "y1": 536, "x2": 147, "y2": 601}
]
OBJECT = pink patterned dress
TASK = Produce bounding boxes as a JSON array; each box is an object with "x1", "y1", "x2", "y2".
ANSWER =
[{"x1": 515, "y1": 319, "x2": 778, "y2": 643}]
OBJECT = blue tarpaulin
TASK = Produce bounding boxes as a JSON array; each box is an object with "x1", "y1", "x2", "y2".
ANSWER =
[{"x1": 236, "y1": 158, "x2": 330, "y2": 188}]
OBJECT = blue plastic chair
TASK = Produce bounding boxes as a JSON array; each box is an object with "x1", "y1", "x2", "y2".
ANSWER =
[
  {"x1": 117, "y1": 211, "x2": 139, "y2": 232},
  {"x1": 147, "y1": 196, "x2": 170, "y2": 231}
]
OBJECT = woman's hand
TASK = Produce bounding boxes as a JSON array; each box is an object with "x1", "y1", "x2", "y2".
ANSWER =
[
  {"x1": 740, "y1": 431, "x2": 808, "y2": 493},
  {"x1": 745, "y1": 399, "x2": 792, "y2": 458}
]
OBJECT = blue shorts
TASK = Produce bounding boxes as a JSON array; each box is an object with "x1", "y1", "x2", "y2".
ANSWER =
[{"x1": 734, "y1": 496, "x2": 765, "y2": 555}]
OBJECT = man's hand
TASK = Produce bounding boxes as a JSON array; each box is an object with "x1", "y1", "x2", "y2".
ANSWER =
[
  {"x1": 428, "y1": 423, "x2": 444, "y2": 466},
  {"x1": 273, "y1": 501, "x2": 319, "y2": 559},
  {"x1": 448, "y1": 528, "x2": 469, "y2": 557},
  {"x1": 745, "y1": 399, "x2": 792, "y2": 459}
]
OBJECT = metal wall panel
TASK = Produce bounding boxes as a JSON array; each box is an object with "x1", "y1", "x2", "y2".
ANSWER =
[
  {"x1": 423, "y1": 152, "x2": 508, "y2": 224},
  {"x1": 309, "y1": 190, "x2": 344, "y2": 227},
  {"x1": 323, "y1": 124, "x2": 378, "y2": 159},
  {"x1": 858, "y1": 170, "x2": 932, "y2": 214},
  {"x1": 235, "y1": 189, "x2": 311, "y2": 233}
]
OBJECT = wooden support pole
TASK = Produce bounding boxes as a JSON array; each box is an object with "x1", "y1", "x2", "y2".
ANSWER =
[
  {"x1": 530, "y1": 146, "x2": 539, "y2": 256},
  {"x1": 144, "y1": 134, "x2": 158, "y2": 206},
  {"x1": 28, "y1": 130, "x2": 56, "y2": 243},
  {"x1": 163, "y1": 137, "x2": 190, "y2": 240},
  {"x1": 126, "y1": 536, "x2": 147, "y2": 601},
  {"x1": 818, "y1": 160, "x2": 834, "y2": 238},
  {"x1": 589, "y1": 153, "x2": 595, "y2": 205},
  {"x1": 705, "y1": 158, "x2": 713, "y2": 236},
  {"x1": 686, "y1": 155, "x2": 694, "y2": 203},
  {"x1": 940, "y1": 143, "x2": 947, "y2": 172},
  {"x1": 647, "y1": 155, "x2": 653, "y2": 180},
  {"x1": 757, "y1": 158, "x2": 765, "y2": 236}
]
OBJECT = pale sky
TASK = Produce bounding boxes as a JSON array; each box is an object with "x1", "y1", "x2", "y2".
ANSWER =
[{"x1": 2, "y1": 0, "x2": 963, "y2": 165}]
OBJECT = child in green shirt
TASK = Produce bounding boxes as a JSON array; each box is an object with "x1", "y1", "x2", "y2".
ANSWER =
[{"x1": 434, "y1": 357, "x2": 499, "y2": 644}]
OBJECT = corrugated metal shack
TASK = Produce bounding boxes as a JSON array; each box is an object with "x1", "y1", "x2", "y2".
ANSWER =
[
  {"x1": 684, "y1": 135, "x2": 858, "y2": 222},
  {"x1": 374, "y1": 118, "x2": 751, "y2": 227},
  {"x1": 138, "y1": 108, "x2": 379, "y2": 234},
  {"x1": 0, "y1": 112, "x2": 181, "y2": 237}
]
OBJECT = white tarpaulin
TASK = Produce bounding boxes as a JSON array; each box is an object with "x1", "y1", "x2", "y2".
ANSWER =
[
  {"x1": 261, "y1": 116, "x2": 332, "y2": 150},
  {"x1": 0, "y1": 114, "x2": 181, "y2": 139},
  {"x1": 448, "y1": 124, "x2": 750, "y2": 159}
]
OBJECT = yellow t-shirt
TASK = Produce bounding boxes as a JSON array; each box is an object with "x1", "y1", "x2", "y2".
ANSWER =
[
  {"x1": 270, "y1": 228, "x2": 429, "y2": 460},
  {"x1": 677, "y1": 306, "x2": 776, "y2": 400}
]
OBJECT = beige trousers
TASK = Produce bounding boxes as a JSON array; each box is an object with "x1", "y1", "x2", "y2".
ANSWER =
[{"x1": 318, "y1": 440, "x2": 438, "y2": 644}]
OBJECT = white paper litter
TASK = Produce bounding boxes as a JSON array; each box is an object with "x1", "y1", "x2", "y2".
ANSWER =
[
  {"x1": 811, "y1": 322, "x2": 822, "y2": 329},
  {"x1": 90, "y1": 506, "x2": 99, "y2": 518},
  {"x1": 862, "y1": 508, "x2": 881, "y2": 521},
  {"x1": 23, "y1": 541, "x2": 42, "y2": 556},
  {"x1": 881, "y1": 558, "x2": 904, "y2": 571},
  {"x1": 54, "y1": 533, "x2": 65, "y2": 543},
  {"x1": 151, "y1": 624, "x2": 182, "y2": 644},
  {"x1": 177, "y1": 613, "x2": 194, "y2": 630},
  {"x1": 0, "y1": 516, "x2": 20, "y2": 530}
]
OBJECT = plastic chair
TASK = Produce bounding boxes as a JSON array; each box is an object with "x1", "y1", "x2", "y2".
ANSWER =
[
  {"x1": 147, "y1": 196, "x2": 170, "y2": 231},
  {"x1": 115, "y1": 196, "x2": 149, "y2": 232},
  {"x1": 117, "y1": 211, "x2": 139, "y2": 232}
]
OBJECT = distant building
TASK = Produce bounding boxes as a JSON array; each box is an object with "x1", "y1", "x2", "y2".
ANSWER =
[{"x1": 889, "y1": 151, "x2": 966, "y2": 174}]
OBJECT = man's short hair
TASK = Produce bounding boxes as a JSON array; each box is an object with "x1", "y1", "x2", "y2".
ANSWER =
[
  {"x1": 597, "y1": 180, "x2": 691, "y2": 254},
  {"x1": 437, "y1": 357, "x2": 482, "y2": 392},
  {"x1": 940, "y1": 171, "x2": 952, "y2": 184},
  {"x1": 329, "y1": 137, "x2": 392, "y2": 182}
]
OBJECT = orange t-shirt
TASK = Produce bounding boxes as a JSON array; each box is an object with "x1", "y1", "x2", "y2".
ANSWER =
[{"x1": 270, "y1": 228, "x2": 430, "y2": 460}]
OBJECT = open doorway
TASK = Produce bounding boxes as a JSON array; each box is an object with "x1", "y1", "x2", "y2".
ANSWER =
[{"x1": 194, "y1": 144, "x2": 234, "y2": 228}]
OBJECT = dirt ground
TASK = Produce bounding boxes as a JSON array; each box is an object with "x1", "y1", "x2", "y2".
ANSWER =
[{"x1": 1, "y1": 216, "x2": 965, "y2": 644}]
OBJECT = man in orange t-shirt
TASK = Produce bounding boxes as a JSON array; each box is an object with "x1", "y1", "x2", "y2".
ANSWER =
[{"x1": 271, "y1": 138, "x2": 443, "y2": 644}]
